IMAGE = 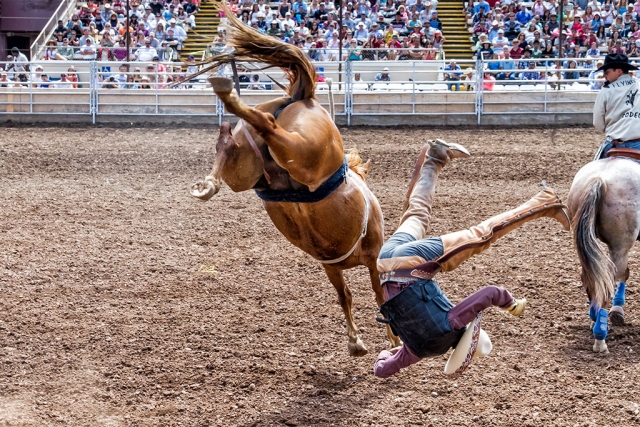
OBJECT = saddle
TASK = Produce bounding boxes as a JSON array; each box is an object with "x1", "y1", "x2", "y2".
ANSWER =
[{"x1": 606, "y1": 147, "x2": 640, "y2": 162}]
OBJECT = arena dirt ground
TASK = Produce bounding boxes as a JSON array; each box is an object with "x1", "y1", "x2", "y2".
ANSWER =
[{"x1": 2, "y1": 125, "x2": 640, "y2": 427}]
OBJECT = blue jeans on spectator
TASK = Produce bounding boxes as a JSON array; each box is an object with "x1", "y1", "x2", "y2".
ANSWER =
[{"x1": 446, "y1": 78, "x2": 460, "y2": 91}]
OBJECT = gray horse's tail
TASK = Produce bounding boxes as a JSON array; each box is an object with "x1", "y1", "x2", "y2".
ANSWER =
[{"x1": 573, "y1": 177, "x2": 615, "y2": 309}]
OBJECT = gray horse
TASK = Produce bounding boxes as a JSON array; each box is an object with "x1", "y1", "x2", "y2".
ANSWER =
[{"x1": 568, "y1": 156, "x2": 640, "y2": 353}]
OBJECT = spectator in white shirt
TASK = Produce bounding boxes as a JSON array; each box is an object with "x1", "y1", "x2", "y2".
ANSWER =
[
  {"x1": 168, "y1": 19, "x2": 188, "y2": 43},
  {"x1": 135, "y1": 38, "x2": 158, "y2": 62},
  {"x1": 80, "y1": 39, "x2": 97, "y2": 59}
]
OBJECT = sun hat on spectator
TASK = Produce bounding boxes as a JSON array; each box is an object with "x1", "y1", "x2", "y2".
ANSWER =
[
  {"x1": 169, "y1": 18, "x2": 177, "y2": 24},
  {"x1": 498, "y1": 28, "x2": 504, "y2": 33},
  {"x1": 491, "y1": 20, "x2": 499, "y2": 26},
  {"x1": 382, "y1": 67, "x2": 389, "y2": 72}
]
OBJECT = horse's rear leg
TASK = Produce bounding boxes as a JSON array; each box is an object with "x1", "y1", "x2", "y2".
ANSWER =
[
  {"x1": 208, "y1": 76, "x2": 337, "y2": 190},
  {"x1": 323, "y1": 266, "x2": 368, "y2": 357},
  {"x1": 368, "y1": 267, "x2": 401, "y2": 348},
  {"x1": 610, "y1": 246, "x2": 632, "y2": 326}
]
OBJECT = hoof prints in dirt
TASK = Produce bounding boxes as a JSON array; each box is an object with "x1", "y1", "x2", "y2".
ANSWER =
[{"x1": 2, "y1": 127, "x2": 640, "y2": 426}]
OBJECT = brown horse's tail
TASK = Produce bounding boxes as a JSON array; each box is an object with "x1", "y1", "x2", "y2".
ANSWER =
[
  {"x1": 193, "y1": 1, "x2": 317, "y2": 101},
  {"x1": 346, "y1": 148, "x2": 371, "y2": 181},
  {"x1": 573, "y1": 177, "x2": 615, "y2": 309}
]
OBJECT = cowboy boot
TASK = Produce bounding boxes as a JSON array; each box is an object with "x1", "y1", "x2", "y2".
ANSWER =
[
  {"x1": 396, "y1": 139, "x2": 470, "y2": 240},
  {"x1": 435, "y1": 188, "x2": 570, "y2": 273}
]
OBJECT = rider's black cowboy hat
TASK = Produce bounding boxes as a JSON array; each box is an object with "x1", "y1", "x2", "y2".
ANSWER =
[{"x1": 596, "y1": 53, "x2": 639, "y2": 72}]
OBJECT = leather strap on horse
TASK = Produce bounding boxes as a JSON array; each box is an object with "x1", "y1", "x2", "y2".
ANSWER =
[
  {"x1": 229, "y1": 56, "x2": 241, "y2": 96},
  {"x1": 240, "y1": 120, "x2": 271, "y2": 184},
  {"x1": 606, "y1": 147, "x2": 640, "y2": 162},
  {"x1": 255, "y1": 157, "x2": 348, "y2": 203},
  {"x1": 319, "y1": 171, "x2": 370, "y2": 265}
]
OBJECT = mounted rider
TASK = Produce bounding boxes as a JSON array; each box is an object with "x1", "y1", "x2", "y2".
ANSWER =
[
  {"x1": 373, "y1": 140, "x2": 571, "y2": 378},
  {"x1": 593, "y1": 53, "x2": 640, "y2": 160}
]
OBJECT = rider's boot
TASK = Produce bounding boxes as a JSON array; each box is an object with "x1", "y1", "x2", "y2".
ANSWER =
[
  {"x1": 396, "y1": 139, "x2": 470, "y2": 240},
  {"x1": 435, "y1": 188, "x2": 570, "y2": 273}
]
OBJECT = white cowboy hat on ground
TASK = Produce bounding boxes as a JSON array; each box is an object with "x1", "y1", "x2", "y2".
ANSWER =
[{"x1": 444, "y1": 313, "x2": 492, "y2": 376}]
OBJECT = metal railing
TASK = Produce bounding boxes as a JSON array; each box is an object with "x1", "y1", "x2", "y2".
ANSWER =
[
  {"x1": 30, "y1": 0, "x2": 80, "y2": 60},
  {"x1": 0, "y1": 59, "x2": 602, "y2": 125}
]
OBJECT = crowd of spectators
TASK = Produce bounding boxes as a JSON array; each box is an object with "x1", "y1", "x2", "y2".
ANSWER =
[
  {"x1": 33, "y1": 0, "x2": 197, "y2": 62},
  {"x1": 466, "y1": 0, "x2": 640, "y2": 86},
  {"x1": 218, "y1": 0, "x2": 446, "y2": 61},
  {"x1": 1, "y1": 0, "x2": 204, "y2": 88},
  {"x1": 5, "y1": 0, "x2": 639, "y2": 90}
]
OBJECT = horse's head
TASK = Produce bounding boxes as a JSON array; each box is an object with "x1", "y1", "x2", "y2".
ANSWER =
[{"x1": 190, "y1": 121, "x2": 266, "y2": 201}]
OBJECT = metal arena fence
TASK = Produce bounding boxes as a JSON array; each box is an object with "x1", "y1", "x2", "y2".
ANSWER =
[{"x1": 0, "y1": 58, "x2": 600, "y2": 125}]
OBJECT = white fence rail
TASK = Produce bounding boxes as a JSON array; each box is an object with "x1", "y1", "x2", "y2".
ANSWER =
[{"x1": 0, "y1": 59, "x2": 601, "y2": 125}]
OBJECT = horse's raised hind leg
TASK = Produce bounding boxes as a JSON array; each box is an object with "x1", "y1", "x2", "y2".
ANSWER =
[
  {"x1": 322, "y1": 265, "x2": 368, "y2": 357},
  {"x1": 208, "y1": 76, "x2": 340, "y2": 190},
  {"x1": 367, "y1": 267, "x2": 401, "y2": 348}
]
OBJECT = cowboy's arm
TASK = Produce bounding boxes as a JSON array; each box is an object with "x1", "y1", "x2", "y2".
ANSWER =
[
  {"x1": 593, "y1": 88, "x2": 606, "y2": 133},
  {"x1": 373, "y1": 345, "x2": 421, "y2": 378}
]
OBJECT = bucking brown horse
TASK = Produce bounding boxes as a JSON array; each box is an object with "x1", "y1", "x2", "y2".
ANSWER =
[{"x1": 189, "y1": 3, "x2": 399, "y2": 356}]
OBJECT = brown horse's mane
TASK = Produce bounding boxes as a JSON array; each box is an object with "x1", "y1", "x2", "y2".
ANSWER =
[
  {"x1": 346, "y1": 148, "x2": 370, "y2": 181},
  {"x1": 188, "y1": 1, "x2": 317, "y2": 101}
]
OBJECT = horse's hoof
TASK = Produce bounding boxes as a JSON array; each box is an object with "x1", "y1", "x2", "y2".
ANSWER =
[
  {"x1": 190, "y1": 178, "x2": 219, "y2": 200},
  {"x1": 593, "y1": 339, "x2": 609, "y2": 354},
  {"x1": 610, "y1": 306, "x2": 625, "y2": 326},
  {"x1": 347, "y1": 338, "x2": 368, "y2": 357},
  {"x1": 208, "y1": 76, "x2": 234, "y2": 94}
]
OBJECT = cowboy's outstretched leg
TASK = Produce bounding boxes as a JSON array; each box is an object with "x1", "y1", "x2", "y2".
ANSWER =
[
  {"x1": 435, "y1": 188, "x2": 570, "y2": 273},
  {"x1": 396, "y1": 139, "x2": 471, "y2": 240},
  {"x1": 378, "y1": 140, "x2": 470, "y2": 282}
]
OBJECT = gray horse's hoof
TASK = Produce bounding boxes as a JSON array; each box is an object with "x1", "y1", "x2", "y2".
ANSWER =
[
  {"x1": 610, "y1": 306, "x2": 625, "y2": 326},
  {"x1": 593, "y1": 339, "x2": 609, "y2": 354},
  {"x1": 208, "y1": 76, "x2": 234, "y2": 94}
]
